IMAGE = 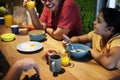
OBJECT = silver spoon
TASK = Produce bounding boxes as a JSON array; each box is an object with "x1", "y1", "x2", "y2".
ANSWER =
[{"x1": 63, "y1": 34, "x2": 78, "y2": 52}]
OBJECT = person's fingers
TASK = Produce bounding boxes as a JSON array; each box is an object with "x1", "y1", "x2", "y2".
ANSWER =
[
  {"x1": 33, "y1": 64, "x2": 40, "y2": 75},
  {"x1": 89, "y1": 49, "x2": 92, "y2": 54},
  {"x1": 23, "y1": 0, "x2": 28, "y2": 6},
  {"x1": 63, "y1": 34, "x2": 71, "y2": 43}
]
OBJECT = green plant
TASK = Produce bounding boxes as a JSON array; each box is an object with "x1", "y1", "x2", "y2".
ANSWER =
[{"x1": 75, "y1": 0, "x2": 97, "y2": 34}]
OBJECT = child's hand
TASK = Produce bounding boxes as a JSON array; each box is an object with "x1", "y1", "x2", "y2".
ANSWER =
[
  {"x1": 62, "y1": 34, "x2": 71, "y2": 47},
  {"x1": 62, "y1": 40, "x2": 68, "y2": 47},
  {"x1": 63, "y1": 34, "x2": 71, "y2": 44}
]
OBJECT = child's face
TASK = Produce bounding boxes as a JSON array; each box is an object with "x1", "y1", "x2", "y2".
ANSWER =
[
  {"x1": 41, "y1": 0, "x2": 60, "y2": 11},
  {"x1": 93, "y1": 12, "x2": 110, "y2": 36}
]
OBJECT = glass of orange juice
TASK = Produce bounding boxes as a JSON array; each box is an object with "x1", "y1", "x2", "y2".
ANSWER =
[{"x1": 4, "y1": 14, "x2": 13, "y2": 28}]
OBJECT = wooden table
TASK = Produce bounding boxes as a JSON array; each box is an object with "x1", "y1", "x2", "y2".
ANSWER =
[{"x1": 0, "y1": 25, "x2": 120, "y2": 80}]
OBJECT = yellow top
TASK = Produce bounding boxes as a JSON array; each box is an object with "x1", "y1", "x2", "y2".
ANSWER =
[
  {"x1": 88, "y1": 31, "x2": 120, "y2": 51},
  {"x1": 88, "y1": 31, "x2": 120, "y2": 68}
]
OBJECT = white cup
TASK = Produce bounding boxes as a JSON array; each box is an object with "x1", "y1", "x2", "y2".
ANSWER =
[{"x1": 49, "y1": 54, "x2": 61, "y2": 73}]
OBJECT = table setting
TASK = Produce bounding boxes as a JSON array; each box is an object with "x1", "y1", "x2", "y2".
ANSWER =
[{"x1": 1, "y1": 25, "x2": 120, "y2": 80}]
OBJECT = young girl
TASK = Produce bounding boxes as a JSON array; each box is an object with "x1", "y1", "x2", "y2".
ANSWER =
[{"x1": 68, "y1": 8, "x2": 120, "y2": 69}]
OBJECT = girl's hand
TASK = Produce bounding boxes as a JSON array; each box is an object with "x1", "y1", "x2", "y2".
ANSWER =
[{"x1": 62, "y1": 34, "x2": 71, "y2": 47}]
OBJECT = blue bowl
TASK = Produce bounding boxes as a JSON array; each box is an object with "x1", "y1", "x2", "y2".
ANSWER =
[
  {"x1": 66, "y1": 44, "x2": 90, "y2": 59},
  {"x1": 28, "y1": 30, "x2": 45, "y2": 41}
]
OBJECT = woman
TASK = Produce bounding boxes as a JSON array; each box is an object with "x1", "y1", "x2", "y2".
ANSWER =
[
  {"x1": 25, "y1": 0, "x2": 82, "y2": 40},
  {"x1": 66, "y1": 8, "x2": 120, "y2": 69}
]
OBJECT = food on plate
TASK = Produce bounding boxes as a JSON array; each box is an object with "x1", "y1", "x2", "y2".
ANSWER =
[
  {"x1": 21, "y1": 43, "x2": 35, "y2": 50},
  {"x1": 29, "y1": 43, "x2": 35, "y2": 47}
]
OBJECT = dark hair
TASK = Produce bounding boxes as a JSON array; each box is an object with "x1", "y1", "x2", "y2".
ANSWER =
[{"x1": 101, "y1": 8, "x2": 120, "y2": 34}]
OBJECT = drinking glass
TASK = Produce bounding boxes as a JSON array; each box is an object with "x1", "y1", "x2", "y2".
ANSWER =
[{"x1": 4, "y1": 14, "x2": 13, "y2": 27}]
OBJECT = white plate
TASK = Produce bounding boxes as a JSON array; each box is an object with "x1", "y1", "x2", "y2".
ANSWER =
[{"x1": 17, "y1": 41, "x2": 43, "y2": 52}]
